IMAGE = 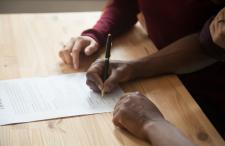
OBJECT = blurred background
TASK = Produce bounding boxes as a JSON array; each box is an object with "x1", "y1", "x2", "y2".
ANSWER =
[{"x1": 0, "y1": 0, "x2": 107, "y2": 13}]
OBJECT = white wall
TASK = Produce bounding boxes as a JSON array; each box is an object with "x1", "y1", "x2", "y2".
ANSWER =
[{"x1": 0, "y1": 0, "x2": 106, "y2": 13}]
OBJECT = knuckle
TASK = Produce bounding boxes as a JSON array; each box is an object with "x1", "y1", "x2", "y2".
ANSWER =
[
  {"x1": 86, "y1": 72, "x2": 98, "y2": 82},
  {"x1": 92, "y1": 61, "x2": 104, "y2": 69},
  {"x1": 90, "y1": 45, "x2": 97, "y2": 50},
  {"x1": 135, "y1": 91, "x2": 142, "y2": 95},
  {"x1": 95, "y1": 59, "x2": 104, "y2": 64},
  {"x1": 93, "y1": 42, "x2": 97, "y2": 46},
  {"x1": 115, "y1": 67, "x2": 124, "y2": 74},
  {"x1": 72, "y1": 48, "x2": 80, "y2": 53},
  {"x1": 123, "y1": 100, "x2": 130, "y2": 106},
  {"x1": 122, "y1": 94, "x2": 131, "y2": 101},
  {"x1": 126, "y1": 94, "x2": 132, "y2": 99},
  {"x1": 76, "y1": 36, "x2": 86, "y2": 43},
  {"x1": 59, "y1": 50, "x2": 64, "y2": 55},
  {"x1": 93, "y1": 42, "x2": 99, "y2": 48},
  {"x1": 59, "y1": 49, "x2": 70, "y2": 56},
  {"x1": 86, "y1": 36, "x2": 94, "y2": 41},
  {"x1": 63, "y1": 48, "x2": 71, "y2": 53},
  {"x1": 70, "y1": 37, "x2": 76, "y2": 42},
  {"x1": 86, "y1": 71, "x2": 93, "y2": 79},
  {"x1": 76, "y1": 36, "x2": 82, "y2": 40},
  {"x1": 88, "y1": 63, "x2": 98, "y2": 71}
]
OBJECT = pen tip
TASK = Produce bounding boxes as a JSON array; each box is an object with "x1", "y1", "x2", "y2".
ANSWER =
[{"x1": 101, "y1": 90, "x2": 104, "y2": 97}]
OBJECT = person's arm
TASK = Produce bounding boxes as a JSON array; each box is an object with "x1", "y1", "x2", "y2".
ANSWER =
[
  {"x1": 82, "y1": 0, "x2": 140, "y2": 46},
  {"x1": 59, "y1": 0, "x2": 139, "y2": 69},
  {"x1": 113, "y1": 92, "x2": 196, "y2": 146},
  {"x1": 85, "y1": 8, "x2": 225, "y2": 93},
  {"x1": 131, "y1": 33, "x2": 217, "y2": 78},
  {"x1": 86, "y1": 32, "x2": 218, "y2": 92},
  {"x1": 144, "y1": 121, "x2": 196, "y2": 146},
  {"x1": 132, "y1": 7, "x2": 225, "y2": 78},
  {"x1": 85, "y1": 33, "x2": 217, "y2": 93}
]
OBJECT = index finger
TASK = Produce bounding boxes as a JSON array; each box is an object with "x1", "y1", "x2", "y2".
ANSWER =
[
  {"x1": 86, "y1": 63, "x2": 104, "y2": 90},
  {"x1": 72, "y1": 39, "x2": 89, "y2": 69}
]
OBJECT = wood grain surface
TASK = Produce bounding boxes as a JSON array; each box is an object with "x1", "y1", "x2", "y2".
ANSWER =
[{"x1": 0, "y1": 12, "x2": 224, "y2": 146}]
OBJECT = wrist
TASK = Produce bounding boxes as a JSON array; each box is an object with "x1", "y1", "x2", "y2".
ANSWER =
[
  {"x1": 142, "y1": 119, "x2": 169, "y2": 141},
  {"x1": 129, "y1": 58, "x2": 159, "y2": 79},
  {"x1": 143, "y1": 120, "x2": 196, "y2": 146},
  {"x1": 81, "y1": 29, "x2": 105, "y2": 47},
  {"x1": 122, "y1": 61, "x2": 138, "y2": 81}
]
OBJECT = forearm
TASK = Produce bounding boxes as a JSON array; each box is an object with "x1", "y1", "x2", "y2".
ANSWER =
[
  {"x1": 144, "y1": 120, "x2": 196, "y2": 146},
  {"x1": 82, "y1": 0, "x2": 139, "y2": 46},
  {"x1": 131, "y1": 33, "x2": 217, "y2": 79}
]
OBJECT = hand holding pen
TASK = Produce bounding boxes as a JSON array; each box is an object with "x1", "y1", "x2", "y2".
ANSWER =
[
  {"x1": 86, "y1": 34, "x2": 133, "y2": 95},
  {"x1": 101, "y1": 34, "x2": 112, "y2": 96}
]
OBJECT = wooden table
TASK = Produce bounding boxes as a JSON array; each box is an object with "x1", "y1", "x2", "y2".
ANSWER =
[{"x1": 0, "y1": 12, "x2": 224, "y2": 146}]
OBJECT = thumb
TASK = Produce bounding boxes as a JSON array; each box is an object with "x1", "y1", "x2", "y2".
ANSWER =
[{"x1": 84, "y1": 43, "x2": 98, "y2": 56}]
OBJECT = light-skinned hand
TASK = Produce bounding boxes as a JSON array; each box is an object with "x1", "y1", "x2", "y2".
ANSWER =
[{"x1": 59, "y1": 36, "x2": 100, "y2": 69}]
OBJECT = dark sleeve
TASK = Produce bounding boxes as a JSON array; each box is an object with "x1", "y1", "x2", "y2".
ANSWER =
[
  {"x1": 81, "y1": 0, "x2": 140, "y2": 47},
  {"x1": 199, "y1": 17, "x2": 225, "y2": 61}
]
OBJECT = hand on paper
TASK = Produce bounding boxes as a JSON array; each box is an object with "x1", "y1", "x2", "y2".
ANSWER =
[
  {"x1": 86, "y1": 60, "x2": 134, "y2": 93},
  {"x1": 112, "y1": 92, "x2": 164, "y2": 140},
  {"x1": 59, "y1": 36, "x2": 100, "y2": 69}
]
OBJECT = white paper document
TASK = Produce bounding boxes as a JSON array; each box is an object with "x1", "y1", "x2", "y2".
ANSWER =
[{"x1": 0, "y1": 73, "x2": 124, "y2": 125}]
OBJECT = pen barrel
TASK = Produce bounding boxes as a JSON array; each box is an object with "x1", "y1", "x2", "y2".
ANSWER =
[
  {"x1": 105, "y1": 35, "x2": 112, "y2": 58},
  {"x1": 102, "y1": 34, "x2": 111, "y2": 82},
  {"x1": 102, "y1": 58, "x2": 109, "y2": 82}
]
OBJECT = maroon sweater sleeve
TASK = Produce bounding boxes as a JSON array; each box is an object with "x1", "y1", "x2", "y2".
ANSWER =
[
  {"x1": 199, "y1": 17, "x2": 225, "y2": 61},
  {"x1": 81, "y1": 0, "x2": 139, "y2": 47}
]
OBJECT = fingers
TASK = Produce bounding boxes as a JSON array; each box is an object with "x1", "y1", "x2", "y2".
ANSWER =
[
  {"x1": 72, "y1": 38, "x2": 89, "y2": 69},
  {"x1": 86, "y1": 62, "x2": 104, "y2": 91},
  {"x1": 113, "y1": 92, "x2": 144, "y2": 119},
  {"x1": 84, "y1": 42, "x2": 98, "y2": 56},
  {"x1": 113, "y1": 93, "x2": 129, "y2": 111},
  {"x1": 112, "y1": 111, "x2": 125, "y2": 129},
  {"x1": 112, "y1": 92, "x2": 165, "y2": 140},
  {"x1": 113, "y1": 92, "x2": 139, "y2": 115},
  {"x1": 59, "y1": 36, "x2": 99, "y2": 69},
  {"x1": 86, "y1": 80, "x2": 101, "y2": 92},
  {"x1": 103, "y1": 69, "x2": 123, "y2": 93},
  {"x1": 87, "y1": 73, "x2": 103, "y2": 90},
  {"x1": 86, "y1": 60, "x2": 129, "y2": 93},
  {"x1": 113, "y1": 103, "x2": 125, "y2": 129},
  {"x1": 112, "y1": 93, "x2": 133, "y2": 128},
  {"x1": 59, "y1": 38, "x2": 74, "y2": 64}
]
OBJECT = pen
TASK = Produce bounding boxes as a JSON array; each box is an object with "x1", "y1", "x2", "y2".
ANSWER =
[{"x1": 101, "y1": 34, "x2": 112, "y2": 97}]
